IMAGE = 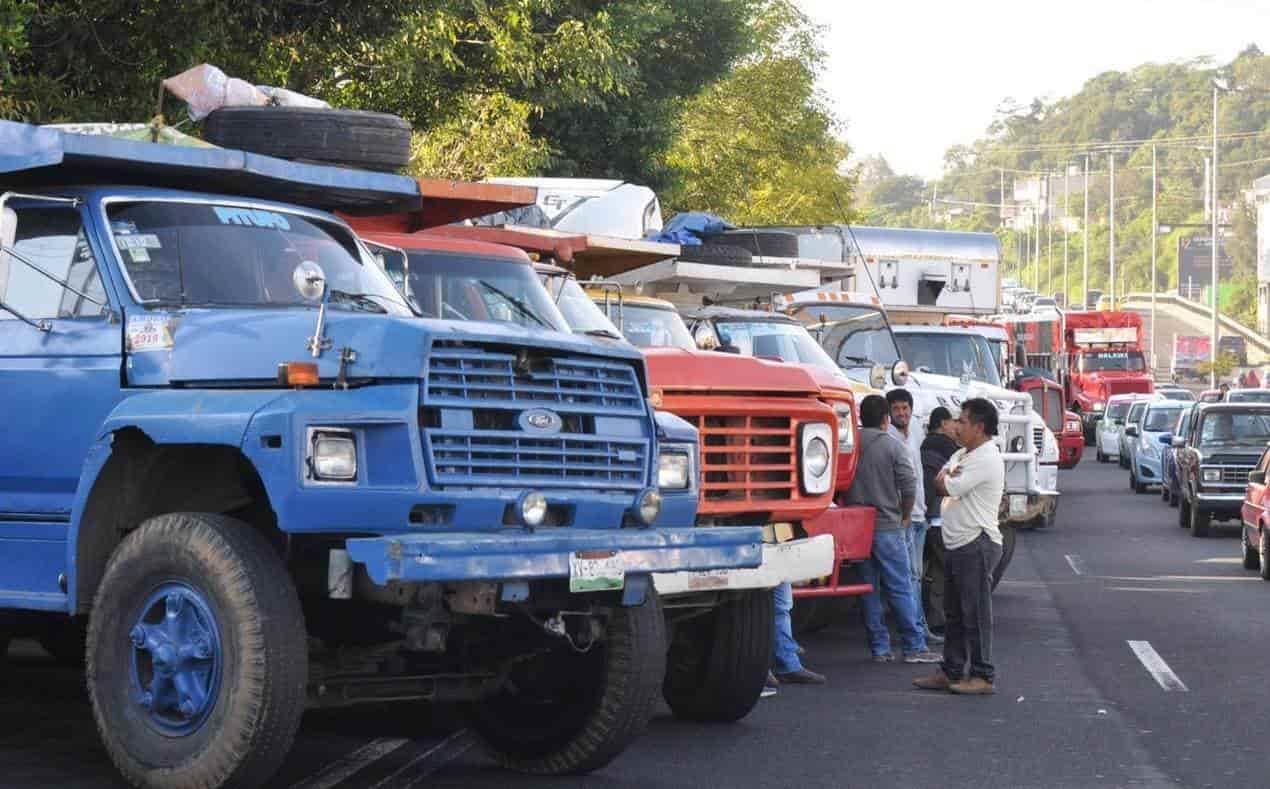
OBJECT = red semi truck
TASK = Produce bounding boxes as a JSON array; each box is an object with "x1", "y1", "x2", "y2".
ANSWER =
[{"x1": 1004, "y1": 311, "x2": 1155, "y2": 444}]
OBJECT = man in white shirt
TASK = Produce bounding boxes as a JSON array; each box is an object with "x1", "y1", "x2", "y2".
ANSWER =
[{"x1": 913, "y1": 398, "x2": 1005, "y2": 696}]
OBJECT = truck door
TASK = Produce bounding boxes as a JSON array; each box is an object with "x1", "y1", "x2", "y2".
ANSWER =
[{"x1": 0, "y1": 199, "x2": 124, "y2": 603}]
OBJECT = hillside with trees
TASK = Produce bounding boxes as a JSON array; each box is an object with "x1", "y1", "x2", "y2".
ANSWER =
[
  {"x1": 861, "y1": 47, "x2": 1270, "y2": 326},
  {"x1": 0, "y1": 0, "x2": 854, "y2": 225}
]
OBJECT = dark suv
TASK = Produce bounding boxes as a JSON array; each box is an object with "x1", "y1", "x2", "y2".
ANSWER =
[{"x1": 1175, "y1": 403, "x2": 1270, "y2": 536}]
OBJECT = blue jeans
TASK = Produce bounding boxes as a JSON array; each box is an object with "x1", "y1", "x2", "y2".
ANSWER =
[
  {"x1": 907, "y1": 519, "x2": 930, "y2": 633},
  {"x1": 772, "y1": 582, "x2": 802, "y2": 673},
  {"x1": 858, "y1": 528, "x2": 927, "y2": 657}
]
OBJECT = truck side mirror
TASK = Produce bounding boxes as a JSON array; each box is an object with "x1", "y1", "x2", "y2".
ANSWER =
[
  {"x1": 1124, "y1": 424, "x2": 1139, "y2": 437},
  {"x1": 1251, "y1": 470, "x2": 1266, "y2": 485}
]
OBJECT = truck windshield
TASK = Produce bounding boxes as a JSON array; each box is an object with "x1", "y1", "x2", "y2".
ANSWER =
[
  {"x1": 397, "y1": 251, "x2": 568, "y2": 330},
  {"x1": 1198, "y1": 411, "x2": 1270, "y2": 447},
  {"x1": 109, "y1": 201, "x2": 411, "y2": 315},
  {"x1": 894, "y1": 332, "x2": 1003, "y2": 388},
  {"x1": 712, "y1": 320, "x2": 840, "y2": 372},
  {"x1": 540, "y1": 272, "x2": 623, "y2": 336},
  {"x1": 1080, "y1": 351, "x2": 1146, "y2": 373},
  {"x1": 608, "y1": 303, "x2": 695, "y2": 350},
  {"x1": 1144, "y1": 406, "x2": 1183, "y2": 431},
  {"x1": 792, "y1": 303, "x2": 901, "y2": 382}
]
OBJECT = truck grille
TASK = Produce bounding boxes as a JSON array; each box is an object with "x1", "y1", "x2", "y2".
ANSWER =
[
  {"x1": 1217, "y1": 465, "x2": 1254, "y2": 484},
  {"x1": 425, "y1": 343, "x2": 645, "y2": 412},
  {"x1": 687, "y1": 414, "x2": 797, "y2": 505},
  {"x1": 422, "y1": 343, "x2": 649, "y2": 489},
  {"x1": 1033, "y1": 427, "x2": 1044, "y2": 453}
]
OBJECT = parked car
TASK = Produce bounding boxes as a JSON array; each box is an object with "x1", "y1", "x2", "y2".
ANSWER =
[
  {"x1": 1240, "y1": 446, "x2": 1270, "y2": 579},
  {"x1": 1127, "y1": 400, "x2": 1185, "y2": 493},
  {"x1": 1155, "y1": 386, "x2": 1196, "y2": 402},
  {"x1": 1096, "y1": 394, "x2": 1139, "y2": 463},
  {"x1": 1176, "y1": 404, "x2": 1270, "y2": 536},
  {"x1": 1227, "y1": 389, "x2": 1270, "y2": 403},
  {"x1": 1161, "y1": 404, "x2": 1195, "y2": 506},
  {"x1": 1118, "y1": 398, "x2": 1151, "y2": 469}
]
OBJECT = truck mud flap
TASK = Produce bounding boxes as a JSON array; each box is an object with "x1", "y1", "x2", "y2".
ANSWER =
[{"x1": 344, "y1": 527, "x2": 764, "y2": 586}]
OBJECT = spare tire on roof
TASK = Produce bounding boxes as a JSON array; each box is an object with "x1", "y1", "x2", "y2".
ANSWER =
[
  {"x1": 203, "y1": 107, "x2": 412, "y2": 172},
  {"x1": 677, "y1": 242, "x2": 753, "y2": 266},
  {"x1": 707, "y1": 229, "x2": 801, "y2": 258}
]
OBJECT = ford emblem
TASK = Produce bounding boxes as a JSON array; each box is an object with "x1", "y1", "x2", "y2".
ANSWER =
[{"x1": 520, "y1": 408, "x2": 562, "y2": 434}]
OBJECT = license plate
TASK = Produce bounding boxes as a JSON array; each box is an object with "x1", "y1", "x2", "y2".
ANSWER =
[
  {"x1": 569, "y1": 550, "x2": 625, "y2": 593},
  {"x1": 686, "y1": 569, "x2": 731, "y2": 591},
  {"x1": 1009, "y1": 494, "x2": 1028, "y2": 517}
]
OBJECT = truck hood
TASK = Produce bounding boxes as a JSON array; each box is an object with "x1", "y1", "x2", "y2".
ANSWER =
[
  {"x1": 1080, "y1": 371, "x2": 1154, "y2": 397},
  {"x1": 907, "y1": 370, "x2": 1015, "y2": 402},
  {"x1": 642, "y1": 347, "x2": 819, "y2": 395},
  {"x1": 126, "y1": 308, "x2": 646, "y2": 386}
]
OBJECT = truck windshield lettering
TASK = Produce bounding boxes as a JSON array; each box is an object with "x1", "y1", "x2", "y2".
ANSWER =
[{"x1": 1080, "y1": 351, "x2": 1145, "y2": 373}]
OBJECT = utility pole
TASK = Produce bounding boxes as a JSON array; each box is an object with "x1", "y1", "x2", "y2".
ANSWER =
[
  {"x1": 1150, "y1": 144, "x2": 1158, "y2": 372},
  {"x1": 1064, "y1": 166, "x2": 1070, "y2": 307},
  {"x1": 1046, "y1": 174, "x2": 1053, "y2": 295},
  {"x1": 999, "y1": 167, "x2": 1006, "y2": 227},
  {"x1": 1109, "y1": 152, "x2": 1116, "y2": 306},
  {"x1": 1210, "y1": 81, "x2": 1223, "y2": 388},
  {"x1": 1083, "y1": 155, "x2": 1090, "y2": 309}
]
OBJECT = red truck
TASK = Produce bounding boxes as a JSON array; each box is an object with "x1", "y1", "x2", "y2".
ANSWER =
[{"x1": 1005, "y1": 311, "x2": 1155, "y2": 444}]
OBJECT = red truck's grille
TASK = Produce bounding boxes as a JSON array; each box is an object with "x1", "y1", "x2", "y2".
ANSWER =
[{"x1": 692, "y1": 414, "x2": 797, "y2": 504}]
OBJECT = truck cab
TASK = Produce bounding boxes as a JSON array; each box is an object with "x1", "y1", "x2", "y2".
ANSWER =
[{"x1": 0, "y1": 122, "x2": 764, "y2": 788}]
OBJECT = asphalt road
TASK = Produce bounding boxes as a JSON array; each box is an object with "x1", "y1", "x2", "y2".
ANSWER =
[{"x1": 2, "y1": 454, "x2": 1263, "y2": 788}]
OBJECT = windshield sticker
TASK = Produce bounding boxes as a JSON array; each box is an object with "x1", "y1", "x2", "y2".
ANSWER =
[
  {"x1": 116, "y1": 234, "x2": 162, "y2": 250},
  {"x1": 128, "y1": 247, "x2": 151, "y2": 264},
  {"x1": 111, "y1": 220, "x2": 138, "y2": 236},
  {"x1": 213, "y1": 207, "x2": 291, "y2": 230},
  {"x1": 126, "y1": 314, "x2": 174, "y2": 353}
]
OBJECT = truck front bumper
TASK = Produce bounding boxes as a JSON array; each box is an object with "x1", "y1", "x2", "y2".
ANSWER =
[
  {"x1": 654, "y1": 534, "x2": 834, "y2": 596},
  {"x1": 1194, "y1": 491, "x2": 1245, "y2": 515},
  {"x1": 345, "y1": 526, "x2": 763, "y2": 586}
]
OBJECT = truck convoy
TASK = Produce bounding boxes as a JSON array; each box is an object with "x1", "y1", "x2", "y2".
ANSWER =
[
  {"x1": 1004, "y1": 311, "x2": 1155, "y2": 443},
  {"x1": 0, "y1": 122, "x2": 768, "y2": 789}
]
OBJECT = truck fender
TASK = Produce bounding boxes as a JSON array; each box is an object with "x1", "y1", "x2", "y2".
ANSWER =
[{"x1": 65, "y1": 390, "x2": 285, "y2": 612}]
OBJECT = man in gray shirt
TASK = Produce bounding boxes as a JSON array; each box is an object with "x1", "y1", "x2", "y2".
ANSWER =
[{"x1": 845, "y1": 395, "x2": 941, "y2": 664}]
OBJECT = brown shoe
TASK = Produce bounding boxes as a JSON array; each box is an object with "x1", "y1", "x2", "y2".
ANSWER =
[
  {"x1": 949, "y1": 676, "x2": 995, "y2": 695},
  {"x1": 912, "y1": 671, "x2": 952, "y2": 691}
]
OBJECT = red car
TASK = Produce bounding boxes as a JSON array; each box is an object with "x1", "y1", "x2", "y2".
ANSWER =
[{"x1": 1241, "y1": 449, "x2": 1270, "y2": 580}]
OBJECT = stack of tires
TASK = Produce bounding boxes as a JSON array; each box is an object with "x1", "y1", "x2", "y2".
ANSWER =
[{"x1": 202, "y1": 107, "x2": 412, "y2": 172}]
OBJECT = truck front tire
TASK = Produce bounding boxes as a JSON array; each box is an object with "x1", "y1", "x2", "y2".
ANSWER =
[
  {"x1": 471, "y1": 588, "x2": 667, "y2": 775},
  {"x1": 662, "y1": 589, "x2": 774, "y2": 723},
  {"x1": 87, "y1": 513, "x2": 308, "y2": 789}
]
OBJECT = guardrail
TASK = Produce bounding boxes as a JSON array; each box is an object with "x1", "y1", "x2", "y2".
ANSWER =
[{"x1": 1120, "y1": 291, "x2": 1270, "y2": 360}]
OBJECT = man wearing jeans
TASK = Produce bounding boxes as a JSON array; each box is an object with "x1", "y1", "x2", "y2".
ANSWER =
[
  {"x1": 886, "y1": 389, "x2": 939, "y2": 645},
  {"x1": 771, "y1": 581, "x2": 824, "y2": 685},
  {"x1": 846, "y1": 395, "x2": 941, "y2": 665},
  {"x1": 913, "y1": 398, "x2": 1005, "y2": 695}
]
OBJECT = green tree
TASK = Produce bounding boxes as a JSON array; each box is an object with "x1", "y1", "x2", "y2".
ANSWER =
[{"x1": 658, "y1": 1, "x2": 854, "y2": 224}]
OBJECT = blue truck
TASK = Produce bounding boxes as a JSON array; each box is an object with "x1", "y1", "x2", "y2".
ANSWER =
[{"x1": 0, "y1": 121, "x2": 763, "y2": 788}]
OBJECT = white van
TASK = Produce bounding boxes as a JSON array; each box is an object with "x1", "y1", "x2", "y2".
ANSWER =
[{"x1": 1096, "y1": 393, "x2": 1144, "y2": 463}]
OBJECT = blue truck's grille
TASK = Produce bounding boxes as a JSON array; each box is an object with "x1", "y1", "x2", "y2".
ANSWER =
[
  {"x1": 425, "y1": 345, "x2": 645, "y2": 413},
  {"x1": 422, "y1": 343, "x2": 650, "y2": 489}
]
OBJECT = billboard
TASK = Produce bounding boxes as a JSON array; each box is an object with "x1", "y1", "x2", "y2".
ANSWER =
[{"x1": 1177, "y1": 235, "x2": 1232, "y2": 293}]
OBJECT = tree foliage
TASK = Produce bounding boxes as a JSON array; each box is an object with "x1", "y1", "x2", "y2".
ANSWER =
[{"x1": 0, "y1": 0, "x2": 851, "y2": 220}]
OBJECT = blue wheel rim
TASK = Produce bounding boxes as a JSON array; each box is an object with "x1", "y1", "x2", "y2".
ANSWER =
[{"x1": 129, "y1": 582, "x2": 223, "y2": 736}]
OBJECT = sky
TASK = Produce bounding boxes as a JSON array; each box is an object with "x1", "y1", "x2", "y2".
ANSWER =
[{"x1": 796, "y1": 0, "x2": 1270, "y2": 180}]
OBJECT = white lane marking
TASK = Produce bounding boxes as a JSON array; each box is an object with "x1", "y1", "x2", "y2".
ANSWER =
[
  {"x1": 1105, "y1": 586, "x2": 1206, "y2": 593},
  {"x1": 1099, "y1": 575, "x2": 1257, "y2": 582},
  {"x1": 1196, "y1": 557, "x2": 1243, "y2": 565},
  {"x1": 1065, "y1": 554, "x2": 1086, "y2": 575},
  {"x1": 369, "y1": 730, "x2": 476, "y2": 789},
  {"x1": 1128, "y1": 640, "x2": 1189, "y2": 692},
  {"x1": 291, "y1": 738, "x2": 410, "y2": 789}
]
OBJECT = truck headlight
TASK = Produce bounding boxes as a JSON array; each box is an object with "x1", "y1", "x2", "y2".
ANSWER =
[
  {"x1": 635, "y1": 489, "x2": 663, "y2": 525},
  {"x1": 800, "y1": 423, "x2": 833, "y2": 494},
  {"x1": 658, "y1": 450, "x2": 692, "y2": 490},
  {"x1": 309, "y1": 428, "x2": 357, "y2": 482},
  {"x1": 1202, "y1": 468, "x2": 1221, "y2": 482},
  {"x1": 833, "y1": 403, "x2": 855, "y2": 453},
  {"x1": 519, "y1": 491, "x2": 548, "y2": 527},
  {"x1": 1065, "y1": 418, "x2": 1081, "y2": 433}
]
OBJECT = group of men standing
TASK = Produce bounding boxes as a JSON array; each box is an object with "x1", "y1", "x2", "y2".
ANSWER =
[
  {"x1": 767, "y1": 389, "x2": 1008, "y2": 696},
  {"x1": 849, "y1": 390, "x2": 1006, "y2": 695}
]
